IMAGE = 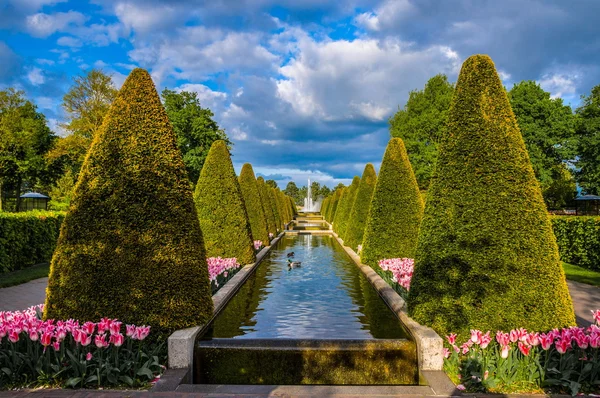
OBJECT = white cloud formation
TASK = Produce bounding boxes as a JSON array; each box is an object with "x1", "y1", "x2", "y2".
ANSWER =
[
  {"x1": 26, "y1": 67, "x2": 45, "y2": 85},
  {"x1": 25, "y1": 11, "x2": 87, "y2": 38},
  {"x1": 539, "y1": 72, "x2": 579, "y2": 99},
  {"x1": 57, "y1": 36, "x2": 82, "y2": 47}
]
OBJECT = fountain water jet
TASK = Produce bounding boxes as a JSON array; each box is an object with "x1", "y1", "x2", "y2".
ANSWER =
[{"x1": 302, "y1": 178, "x2": 321, "y2": 212}]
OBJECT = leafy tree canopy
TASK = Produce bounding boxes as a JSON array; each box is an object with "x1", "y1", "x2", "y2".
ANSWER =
[{"x1": 575, "y1": 84, "x2": 600, "y2": 194}]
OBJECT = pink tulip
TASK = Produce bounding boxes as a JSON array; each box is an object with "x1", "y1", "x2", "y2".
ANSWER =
[
  {"x1": 496, "y1": 331, "x2": 510, "y2": 346},
  {"x1": 527, "y1": 332, "x2": 540, "y2": 346},
  {"x1": 446, "y1": 333, "x2": 457, "y2": 345},
  {"x1": 518, "y1": 341, "x2": 530, "y2": 356},
  {"x1": 82, "y1": 322, "x2": 95, "y2": 335},
  {"x1": 95, "y1": 333, "x2": 108, "y2": 348},
  {"x1": 109, "y1": 321, "x2": 122, "y2": 336},
  {"x1": 575, "y1": 334, "x2": 589, "y2": 350},
  {"x1": 133, "y1": 326, "x2": 150, "y2": 341},
  {"x1": 126, "y1": 324, "x2": 136, "y2": 337},
  {"x1": 500, "y1": 345, "x2": 510, "y2": 359},
  {"x1": 110, "y1": 333, "x2": 125, "y2": 347},
  {"x1": 480, "y1": 332, "x2": 492, "y2": 349},
  {"x1": 8, "y1": 329, "x2": 19, "y2": 343},
  {"x1": 52, "y1": 341, "x2": 60, "y2": 351},
  {"x1": 55, "y1": 326, "x2": 67, "y2": 341},
  {"x1": 509, "y1": 329, "x2": 519, "y2": 343},
  {"x1": 41, "y1": 331, "x2": 52, "y2": 346},
  {"x1": 456, "y1": 385, "x2": 466, "y2": 391},
  {"x1": 443, "y1": 347, "x2": 450, "y2": 358},
  {"x1": 592, "y1": 310, "x2": 600, "y2": 325},
  {"x1": 0, "y1": 325, "x2": 6, "y2": 338},
  {"x1": 86, "y1": 352, "x2": 93, "y2": 361},
  {"x1": 28, "y1": 328, "x2": 39, "y2": 342},
  {"x1": 98, "y1": 318, "x2": 111, "y2": 332},
  {"x1": 81, "y1": 333, "x2": 92, "y2": 347},
  {"x1": 539, "y1": 333, "x2": 553, "y2": 350},
  {"x1": 556, "y1": 338, "x2": 570, "y2": 354},
  {"x1": 470, "y1": 330, "x2": 482, "y2": 345}
]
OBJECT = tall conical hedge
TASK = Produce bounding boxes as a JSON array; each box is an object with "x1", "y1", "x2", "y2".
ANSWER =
[
  {"x1": 361, "y1": 138, "x2": 424, "y2": 267},
  {"x1": 44, "y1": 68, "x2": 213, "y2": 336},
  {"x1": 333, "y1": 188, "x2": 347, "y2": 227},
  {"x1": 407, "y1": 55, "x2": 575, "y2": 338},
  {"x1": 288, "y1": 196, "x2": 297, "y2": 216},
  {"x1": 257, "y1": 176, "x2": 277, "y2": 235},
  {"x1": 335, "y1": 176, "x2": 360, "y2": 240},
  {"x1": 321, "y1": 197, "x2": 330, "y2": 218},
  {"x1": 239, "y1": 164, "x2": 269, "y2": 243},
  {"x1": 326, "y1": 189, "x2": 341, "y2": 222},
  {"x1": 269, "y1": 187, "x2": 282, "y2": 230},
  {"x1": 345, "y1": 164, "x2": 377, "y2": 250},
  {"x1": 194, "y1": 140, "x2": 255, "y2": 265}
]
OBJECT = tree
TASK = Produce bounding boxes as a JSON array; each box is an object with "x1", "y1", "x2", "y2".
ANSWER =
[
  {"x1": 317, "y1": 184, "x2": 331, "y2": 199},
  {"x1": 361, "y1": 138, "x2": 424, "y2": 267},
  {"x1": 326, "y1": 187, "x2": 344, "y2": 222},
  {"x1": 268, "y1": 187, "x2": 282, "y2": 230},
  {"x1": 284, "y1": 181, "x2": 302, "y2": 205},
  {"x1": 575, "y1": 84, "x2": 600, "y2": 194},
  {"x1": 333, "y1": 183, "x2": 345, "y2": 191},
  {"x1": 345, "y1": 164, "x2": 377, "y2": 250},
  {"x1": 407, "y1": 55, "x2": 575, "y2": 339},
  {"x1": 321, "y1": 196, "x2": 330, "y2": 218},
  {"x1": 194, "y1": 140, "x2": 255, "y2": 265},
  {"x1": 44, "y1": 68, "x2": 213, "y2": 337},
  {"x1": 239, "y1": 163, "x2": 269, "y2": 243},
  {"x1": 0, "y1": 88, "x2": 57, "y2": 210},
  {"x1": 162, "y1": 89, "x2": 231, "y2": 186},
  {"x1": 508, "y1": 81, "x2": 577, "y2": 201},
  {"x1": 257, "y1": 176, "x2": 278, "y2": 235},
  {"x1": 334, "y1": 176, "x2": 360, "y2": 241},
  {"x1": 544, "y1": 164, "x2": 577, "y2": 209},
  {"x1": 265, "y1": 179, "x2": 278, "y2": 188},
  {"x1": 389, "y1": 74, "x2": 454, "y2": 190}
]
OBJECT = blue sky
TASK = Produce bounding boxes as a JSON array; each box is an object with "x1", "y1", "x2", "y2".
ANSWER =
[{"x1": 1, "y1": 0, "x2": 599, "y2": 188}]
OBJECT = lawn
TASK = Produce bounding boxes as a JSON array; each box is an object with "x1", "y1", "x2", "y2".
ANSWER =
[
  {"x1": 563, "y1": 262, "x2": 600, "y2": 287},
  {"x1": 0, "y1": 263, "x2": 50, "y2": 288}
]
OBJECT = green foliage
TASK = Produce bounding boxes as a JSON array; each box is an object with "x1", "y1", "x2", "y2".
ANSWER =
[
  {"x1": 575, "y1": 84, "x2": 600, "y2": 194},
  {"x1": 361, "y1": 138, "x2": 424, "y2": 267},
  {"x1": 268, "y1": 187, "x2": 282, "y2": 231},
  {"x1": 0, "y1": 211, "x2": 64, "y2": 274},
  {"x1": 238, "y1": 163, "x2": 269, "y2": 243},
  {"x1": 335, "y1": 176, "x2": 360, "y2": 240},
  {"x1": 407, "y1": 55, "x2": 575, "y2": 339},
  {"x1": 284, "y1": 181, "x2": 302, "y2": 206},
  {"x1": 0, "y1": 263, "x2": 49, "y2": 288},
  {"x1": 195, "y1": 140, "x2": 255, "y2": 265},
  {"x1": 321, "y1": 197, "x2": 330, "y2": 218},
  {"x1": 326, "y1": 188, "x2": 343, "y2": 222},
  {"x1": 345, "y1": 164, "x2": 377, "y2": 250},
  {"x1": 256, "y1": 177, "x2": 277, "y2": 235},
  {"x1": 389, "y1": 74, "x2": 454, "y2": 190},
  {"x1": 277, "y1": 190, "x2": 290, "y2": 224},
  {"x1": 332, "y1": 188, "x2": 347, "y2": 227},
  {"x1": 562, "y1": 262, "x2": 600, "y2": 287},
  {"x1": 552, "y1": 216, "x2": 600, "y2": 271},
  {"x1": 287, "y1": 195, "x2": 297, "y2": 216},
  {"x1": 48, "y1": 170, "x2": 76, "y2": 211},
  {"x1": 265, "y1": 179, "x2": 278, "y2": 188},
  {"x1": 44, "y1": 68, "x2": 213, "y2": 337},
  {"x1": 162, "y1": 88, "x2": 231, "y2": 186},
  {"x1": 543, "y1": 164, "x2": 577, "y2": 209}
]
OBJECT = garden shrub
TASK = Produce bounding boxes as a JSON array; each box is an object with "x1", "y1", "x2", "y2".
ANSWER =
[
  {"x1": 44, "y1": 68, "x2": 213, "y2": 338},
  {"x1": 278, "y1": 190, "x2": 290, "y2": 224},
  {"x1": 332, "y1": 188, "x2": 347, "y2": 227},
  {"x1": 327, "y1": 187, "x2": 344, "y2": 223},
  {"x1": 552, "y1": 216, "x2": 600, "y2": 271},
  {"x1": 195, "y1": 140, "x2": 256, "y2": 265},
  {"x1": 407, "y1": 55, "x2": 575, "y2": 339},
  {"x1": 345, "y1": 164, "x2": 377, "y2": 250},
  {"x1": 0, "y1": 211, "x2": 65, "y2": 273},
  {"x1": 335, "y1": 176, "x2": 360, "y2": 241},
  {"x1": 321, "y1": 197, "x2": 330, "y2": 219},
  {"x1": 238, "y1": 163, "x2": 269, "y2": 243},
  {"x1": 256, "y1": 177, "x2": 277, "y2": 235},
  {"x1": 268, "y1": 187, "x2": 282, "y2": 231},
  {"x1": 361, "y1": 138, "x2": 424, "y2": 267}
]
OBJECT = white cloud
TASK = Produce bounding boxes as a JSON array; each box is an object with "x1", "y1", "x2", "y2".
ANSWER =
[
  {"x1": 539, "y1": 71, "x2": 580, "y2": 99},
  {"x1": 35, "y1": 96, "x2": 54, "y2": 110},
  {"x1": 57, "y1": 36, "x2": 82, "y2": 47},
  {"x1": 354, "y1": 0, "x2": 416, "y2": 32},
  {"x1": 114, "y1": 2, "x2": 183, "y2": 33},
  {"x1": 26, "y1": 67, "x2": 45, "y2": 85},
  {"x1": 25, "y1": 11, "x2": 87, "y2": 38},
  {"x1": 231, "y1": 127, "x2": 249, "y2": 141},
  {"x1": 36, "y1": 58, "x2": 55, "y2": 65}
]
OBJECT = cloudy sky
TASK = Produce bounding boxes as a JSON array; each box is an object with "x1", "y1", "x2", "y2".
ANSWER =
[{"x1": 1, "y1": 0, "x2": 599, "y2": 188}]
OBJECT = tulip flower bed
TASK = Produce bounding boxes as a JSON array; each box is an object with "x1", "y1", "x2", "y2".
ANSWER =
[
  {"x1": 253, "y1": 240, "x2": 264, "y2": 252},
  {"x1": 443, "y1": 310, "x2": 600, "y2": 395},
  {"x1": 207, "y1": 257, "x2": 242, "y2": 294},
  {"x1": 0, "y1": 305, "x2": 164, "y2": 390},
  {"x1": 375, "y1": 258, "x2": 414, "y2": 299}
]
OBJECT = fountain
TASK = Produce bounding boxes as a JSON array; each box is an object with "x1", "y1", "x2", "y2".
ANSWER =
[{"x1": 302, "y1": 178, "x2": 321, "y2": 212}]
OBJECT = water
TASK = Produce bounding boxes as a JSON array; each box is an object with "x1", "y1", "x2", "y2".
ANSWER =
[{"x1": 203, "y1": 234, "x2": 410, "y2": 339}]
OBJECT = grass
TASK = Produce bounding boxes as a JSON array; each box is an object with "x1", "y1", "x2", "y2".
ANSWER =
[
  {"x1": 563, "y1": 262, "x2": 600, "y2": 287},
  {"x1": 0, "y1": 263, "x2": 50, "y2": 289}
]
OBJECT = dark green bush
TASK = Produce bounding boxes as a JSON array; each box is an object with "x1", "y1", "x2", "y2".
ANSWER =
[
  {"x1": 361, "y1": 138, "x2": 424, "y2": 267},
  {"x1": 321, "y1": 197, "x2": 330, "y2": 219},
  {"x1": 268, "y1": 187, "x2": 282, "y2": 231},
  {"x1": 333, "y1": 189, "x2": 347, "y2": 227},
  {"x1": 334, "y1": 176, "x2": 360, "y2": 240},
  {"x1": 345, "y1": 164, "x2": 377, "y2": 250},
  {"x1": 195, "y1": 140, "x2": 255, "y2": 265},
  {"x1": 407, "y1": 55, "x2": 575, "y2": 339},
  {"x1": 44, "y1": 68, "x2": 213, "y2": 337},
  {"x1": 326, "y1": 188, "x2": 344, "y2": 223},
  {"x1": 552, "y1": 216, "x2": 600, "y2": 271},
  {"x1": 0, "y1": 211, "x2": 65, "y2": 273},
  {"x1": 239, "y1": 164, "x2": 269, "y2": 243},
  {"x1": 256, "y1": 177, "x2": 277, "y2": 235}
]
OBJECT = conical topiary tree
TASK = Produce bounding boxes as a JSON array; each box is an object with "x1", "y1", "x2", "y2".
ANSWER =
[
  {"x1": 321, "y1": 197, "x2": 330, "y2": 218},
  {"x1": 194, "y1": 140, "x2": 255, "y2": 265},
  {"x1": 335, "y1": 176, "x2": 360, "y2": 240},
  {"x1": 407, "y1": 54, "x2": 575, "y2": 338},
  {"x1": 361, "y1": 138, "x2": 424, "y2": 267},
  {"x1": 345, "y1": 164, "x2": 377, "y2": 250},
  {"x1": 257, "y1": 176, "x2": 277, "y2": 235},
  {"x1": 269, "y1": 187, "x2": 282, "y2": 231},
  {"x1": 288, "y1": 196, "x2": 297, "y2": 216},
  {"x1": 44, "y1": 68, "x2": 213, "y2": 336},
  {"x1": 330, "y1": 188, "x2": 345, "y2": 222},
  {"x1": 239, "y1": 163, "x2": 269, "y2": 243},
  {"x1": 333, "y1": 188, "x2": 347, "y2": 227},
  {"x1": 325, "y1": 191, "x2": 337, "y2": 222}
]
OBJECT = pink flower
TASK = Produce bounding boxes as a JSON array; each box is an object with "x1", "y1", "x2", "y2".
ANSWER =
[
  {"x1": 456, "y1": 384, "x2": 466, "y2": 391},
  {"x1": 443, "y1": 348, "x2": 451, "y2": 358},
  {"x1": 110, "y1": 333, "x2": 125, "y2": 347},
  {"x1": 461, "y1": 342, "x2": 472, "y2": 355},
  {"x1": 446, "y1": 333, "x2": 457, "y2": 345},
  {"x1": 95, "y1": 333, "x2": 108, "y2": 348},
  {"x1": 72, "y1": 328, "x2": 82, "y2": 344},
  {"x1": 509, "y1": 329, "x2": 519, "y2": 343},
  {"x1": 82, "y1": 322, "x2": 95, "y2": 335},
  {"x1": 98, "y1": 318, "x2": 111, "y2": 332},
  {"x1": 500, "y1": 345, "x2": 510, "y2": 359},
  {"x1": 55, "y1": 326, "x2": 67, "y2": 341},
  {"x1": 518, "y1": 341, "x2": 530, "y2": 356},
  {"x1": 126, "y1": 324, "x2": 136, "y2": 337},
  {"x1": 81, "y1": 333, "x2": 92, "y2": 347},
  {"x1": 86, "y1": 352, "x2": 93, "y2": 361},
  {"x1": 575, "y1": 334, "x2": 589, "y2": 350},
  {"x1": 40, "y1": 331, "x2": 52, "y2": 347},
  {"x1": 8, "y1": 329, "x2": 19, "y2": 343},
  {"x1": 470, "y1": 329, "x2": 482, "y2": 345},
  {"x1": 480, "y1": 332, "x2": 492, "y2": 349},
  {"x1": 539, "y1": 333, "x2": 554, "y2": 350},
  {"x1": 496, "y1": 331, "x2": 510, "y2": 346},
  {"x1": 592, "y1": 310, "x2": 600, "y2": 325},
  {"x1": 109, "y1": 321, "x2": 122, "y2": 336},
  {"x1": 28, "y1": 328, "x2": 39, "y2": 342},
  {"x1": 0, "y1": 325, "x2": 6, "y2": 338},
  {"x1": 527, "y1": 332, "x2": 540, "y2": 346},
  {"x1": 52, "y1": 341, "x2": 60, "y2": 351},
  {"x1": 556, "y1": 338, "x2": 570, "y2": 354},
  {"x1": 133, "y1": 326, "x2": 150, "y2": 341}
]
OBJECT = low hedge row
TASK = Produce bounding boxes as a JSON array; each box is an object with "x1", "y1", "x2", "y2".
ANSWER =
[
  {"x1": 0, "y1": 211, "x2": 65, "y2": 274},
  {"x1": 552, "y1": 216, "x2": 600, "y2": 271}
]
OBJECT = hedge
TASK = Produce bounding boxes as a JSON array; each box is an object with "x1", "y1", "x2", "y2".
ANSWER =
[
  {"x1": 321, "y1": 197, "x2": 330, "y2": 219},
  {"x1": 0, "y1": 211, "x2": 65, "y2": 274},
  {"x1": 269, "y1": 187, "x2": 282, "y2": 231},
  {"x1": 44, "y1": 68, "x2": 213, "y2": 338},
  {"x1": 552, "y1": 216, "x2": 600, "y2": 271},
  {"x1": 407, "y1": 55, "x2": 575, "y2": 339},
  {"x1": 335, "y1": 176, "x2": 360, "y2": 241},
  {"x1": 256, "y1": 177, "x2": 278, "y2": 235},
  {"x1": 361, "y1": 138, "x2": 424, "y2": 267},
  {"x1": 327, "y1": 188, "x2": 344, "y2": 223},
  {"x1": 239, "y1": 164, "x2": 269, "y2": 243},
  {"x1": 195, "y1": 140, "x2": 256, "y2": 265},
  {"x1": 332, "y1": 188, "x2": 347, "y2": 228},
  {"x1": 345, "y1": 164, "x2": 377, "y2": 250}
]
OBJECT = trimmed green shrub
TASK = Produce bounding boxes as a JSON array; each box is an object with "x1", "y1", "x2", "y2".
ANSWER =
[
  {"x1": 239, "y1": 163, "x2": 269, "y2": 243},
  {"x1": 269, "y1": 187, "x2": 282, "y2": 231},
  {"x1": 195, "y1": 140, "x2": 255, "y2": 265},
  {"x1": 345, "y1": 164, "x2": 377, "y2": 250},
  {"x1": 44, "y1": 68, "x2": 213, "y2": 336},
  {"x1": 288, "y1": 196, "x2": 297, "y2": 216},
  {"x1": 361, "y1": 138, "x2": 424, "y2": 267},
  {"x1": 321, "y1": 197, "x2": 330, "y2": 218},
  {"x1": 552, "y1": 216, "x2": 600, "y2": 271},
  {"x1": 326, "y1": 188, "x2": 342, "y2": 222},
  {"x1": 0, "y1": 211, "x2": 65, "y2": 273},
  {"x1": 335, "y1": 176, "x2": 360, "y2": 240},
  {"x1": 333, "y1": 188, "x2": 347, "y2": 227},
  {"x1": 407, "y1": 55, "x2": 575, "y2": 339},
  {"x1": 257, "y1": 177, "x2": 277, "y2": 235}
]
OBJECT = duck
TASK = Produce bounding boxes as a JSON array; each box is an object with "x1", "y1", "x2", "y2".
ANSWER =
[
  {"x1": 287, "y1": 259, "x2": 301, "y2": 268},
  {"x1": 287, "y1": 252, "x2": 295, "y2": 258}
]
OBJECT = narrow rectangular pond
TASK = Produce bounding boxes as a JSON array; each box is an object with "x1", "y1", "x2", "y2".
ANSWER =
[{"x1": 195, "y1": 234, "x2": 418, "y2": 385}]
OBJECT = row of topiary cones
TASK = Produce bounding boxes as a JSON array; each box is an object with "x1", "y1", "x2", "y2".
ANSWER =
[{"x1": 43, "y1": 68, "x2": 295, "y2": 338}]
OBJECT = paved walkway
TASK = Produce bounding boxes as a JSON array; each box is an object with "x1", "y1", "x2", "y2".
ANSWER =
[{"x1": 1, "y1": 277, "x2": 599, "y2": 327}]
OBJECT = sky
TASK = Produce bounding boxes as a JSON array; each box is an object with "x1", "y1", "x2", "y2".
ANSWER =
[{"x1": 1, "y1": 0, "x2": 599, "y2": 188}]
